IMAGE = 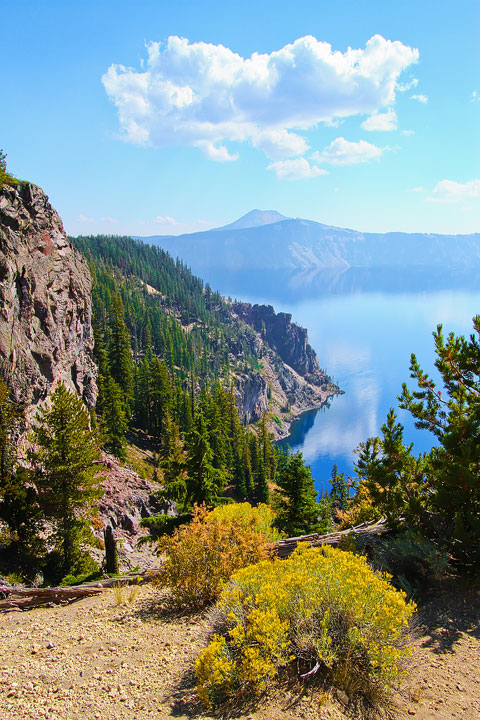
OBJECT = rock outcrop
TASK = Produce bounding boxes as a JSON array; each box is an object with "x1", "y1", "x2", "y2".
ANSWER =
[
  {"x1": 233, "y1": 302, "x2": 326, "y2": 381},
  {"x1": 233, "y1": 372, "x2": 269, "y2": 423},
  {"x1": 0, "y1": 182, "x2": 97, "y2": 413},
  {"x1": 230, "y1": 303, "x2": 340, "y2": 438}
]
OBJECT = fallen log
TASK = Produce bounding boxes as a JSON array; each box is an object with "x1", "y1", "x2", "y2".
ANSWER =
[
  {"x1": 0, "y1": 569, "x2": 157, "y2": 611},
  {"x1": 273, "y1": 519, "x2": 389, "y2": 559}
]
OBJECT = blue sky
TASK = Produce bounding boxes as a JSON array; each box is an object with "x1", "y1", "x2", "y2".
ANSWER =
[{"x1": 2, "y1": 0, "x2": 479, "y2": 236}]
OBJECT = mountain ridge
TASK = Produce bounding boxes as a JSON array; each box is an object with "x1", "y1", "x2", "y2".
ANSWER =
[{"x1": 135, "y1": 212, "x2": 480, "y2": 273}]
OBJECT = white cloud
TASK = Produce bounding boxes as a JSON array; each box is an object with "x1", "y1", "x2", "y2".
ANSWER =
[
  {"x1": 408, "y1": 186, "x2": 425, "y2": 193},
  {"x1": 154, "y1": 215, "x2": 177, "y2": 225},
  {"x1": 76, "y1": 214, "x2": 119, "y2": 225},
  {"x1": 312, "y1": 137, "x2": 385, "y2": 165},
  {"x1": 427, "y1": 179, "x2": 480, "y2": 203},
  {"x1": 471, "y1": 90, "x2": 480, "y2": 102},
  {"x1": 103, "y1": 34, "x2": 418, "y2": 163},
  {"x1": 402, "y1": 129, "x2": 415, "y2": 136},
  {"x1": 397, "y1": 78, "x2": 418, "y2": 92},
  {"x1": 411, "y1": 94, "x2": 428, "y2": 103},
  {"x1": 267, "y1": 157, "x2": 328, "y2": 181},
  {"x1": 361, "y1": 108, "x2": 397, "y2": 131}
]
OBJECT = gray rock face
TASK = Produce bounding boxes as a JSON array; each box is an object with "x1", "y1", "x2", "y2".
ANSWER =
[
  {"x1": 0, "y1": 182, "x2": 97, "y2": 411},
  {"x1": 233, "y1": 302, "x2": 321, "y2": 378},
  {"x1": 234, "y1": 372, "x2": 269, "y2": 423}
]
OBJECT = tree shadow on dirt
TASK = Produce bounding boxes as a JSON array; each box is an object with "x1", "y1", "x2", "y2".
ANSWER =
[{"x1": 412, "y1": 583, "x2": 480, "y2": 655}]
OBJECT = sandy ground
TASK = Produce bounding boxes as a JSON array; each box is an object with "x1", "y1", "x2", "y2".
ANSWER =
[{"x1": 0, "y1": 581, "x2": 479, "y2": 720}]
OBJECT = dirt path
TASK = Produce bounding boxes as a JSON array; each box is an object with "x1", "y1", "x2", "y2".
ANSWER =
[{"x1": 0, "y1": 582, "x2": 478, "y2": 720}]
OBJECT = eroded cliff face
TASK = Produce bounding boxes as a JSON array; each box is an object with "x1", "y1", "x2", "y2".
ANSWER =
[
  {"x1": 233, "y1": 302, "x2": 326, "y2": 381},
  {"x1": 0, "y1": 182, "x2": 97, "y2": 413},
  {"x1": 230, "y1": 302, "x2": 340, "y2": 438}
]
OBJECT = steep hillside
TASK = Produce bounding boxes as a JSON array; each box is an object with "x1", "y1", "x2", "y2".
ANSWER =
[
  {"x1": 138, "y1": 212, "x2": 480, "y2": 274},
  {"x1": 73, "y1": 234, "x2": 339, "y2": 438}
]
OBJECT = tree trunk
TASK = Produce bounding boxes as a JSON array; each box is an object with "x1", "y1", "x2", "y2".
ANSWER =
[{"x1": 104, "y1": 525, "x2": 119, "y2": 574}]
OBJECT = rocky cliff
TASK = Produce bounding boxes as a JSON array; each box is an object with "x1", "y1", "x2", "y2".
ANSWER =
[
  {"x1": 0, "y1": 182, "x2": 97, "y2": 413},
  {"x1": 233, "y1": 302, "x2": 322, "y2": 379},
  {"x1": 230, "y1": 302, "x2": 339, "y2": 437}
]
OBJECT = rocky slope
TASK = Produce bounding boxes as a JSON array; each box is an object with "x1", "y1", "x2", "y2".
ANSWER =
[
  {"x1": 230, "y1": 302, "x2": 338, "y2": 437},
  {"x1": 0, "y1": 182, "x2": 97, "y2": 415}
]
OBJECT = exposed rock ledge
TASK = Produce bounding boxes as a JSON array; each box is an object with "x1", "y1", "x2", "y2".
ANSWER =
[
  {"x1": 0, "y1": 182, "x2": 97, "y2": 416},
  {"x1": 231, "y1": 302, "x2": 341, "y2": 439}
]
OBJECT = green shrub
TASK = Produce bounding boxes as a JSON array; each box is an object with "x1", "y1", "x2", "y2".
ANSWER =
[
  {"x1": 0, "y1": 149, "x2": 18, "y2": 190},
  {"x1": 196, "y1": 544, "x2": 416, "y2": 709},
  {"x1": 369, "y1": 531, "x2": 449, "y2": 598},
  {"x1": 154, "y1": 504, "x2": 276, "y2": 609}
]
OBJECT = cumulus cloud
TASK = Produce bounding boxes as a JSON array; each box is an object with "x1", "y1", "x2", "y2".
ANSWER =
[
  {"x1": 267, "y1": 157, "x2": 328, "y2": 180},
  {"x1": 427, "y1": 179, "x2": 480, "y2": 203},
  {"x1": 312, "y1": 137, "x2": 385, "y2": 165},
  {"x1": 102, "y1": 34, "x2": 418, "y2": 163},
  {"x1": 411, "y1": 94, "x2": 428, "y2": 103},
  {"x1": 361, "y1": 108, "x2": 397, "y2": 131},
  {"x1": 402, "y1": 129, "x2": 415, "y2": 136},
  {"x1": 471, "y1": 90, "x2": 480, "y2": 102}
]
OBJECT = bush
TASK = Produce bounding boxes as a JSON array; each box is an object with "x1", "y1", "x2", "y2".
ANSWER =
[
  {"x1": 205, "y1": 502, "x2": 281, "y2": 540},
  {"x1": 0, "y1": 149, "x2": 18, "y2": 190},
  {"x1": 369, "y1": 531, "x2": 449, "y2": 598},
  {"x1": 154, "y1": 503, "x2": 276, "y2": 609},
  {"x1": 196, "y1": 544, "x2": 416, "y2": 709}
]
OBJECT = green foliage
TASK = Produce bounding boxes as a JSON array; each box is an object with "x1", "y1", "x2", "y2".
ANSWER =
[
  {"x1": 140, "y1": 512, "x2": 192, "y2": 541},
  {"x1": 369, "y1": 531, "x2": 449, "y2": 599},
  {"x1": 155, "y1": 504, "x2": 275, "y2": 609},
  {"x1": 29, "y1": 384, "x2": 102, "y2": 578},
  {"x1": 355, "y1": 408, "x2": 428, "y2": 529},
  {"x1": 274, "y1": 449, "x2": 327, "y2": 536},
  {"x1": 196, "y1": 545, "x2": 416, "y2": 710},
  {"x1": 0, "y1": 378, "x2": 44, "y2": 576},
  {"x1": 73, "y1": 235, "x2": 278, "y2": 512},
  {"x1": 329, "y1": 463, "x2": 349, "y2": 510},
  {"x1": 355, "y1": 317, "x2": 480, "y2": 569},
  {"x1": 0, "y1": 149, "x2": 18, "y2": 190}
]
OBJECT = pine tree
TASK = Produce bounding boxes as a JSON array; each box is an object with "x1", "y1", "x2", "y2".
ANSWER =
[
  {"x1": 398, "y1": 317, "x2": 480, "y2": 565},
  {"x1": 107, "y1": 291, "x2": 134, "y2": 411},
  {"x1": 29, "y1": 384, "x2": 102, "y2": 578},
  {"x1": 186, "y1": 412, "x2": 227, "y2": 507},
  {"x1": 329, "y1": 463, "x2": 349, "y2": 510},
  {"x1": 0, "y1": 378, "x2": 44, "y2": 573},
  {"x1": 274, "y1": 449, "x2": 321, "y2": 536}
]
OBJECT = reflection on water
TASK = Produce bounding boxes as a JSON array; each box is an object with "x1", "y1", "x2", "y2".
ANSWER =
[{"x1": 205, "y1": 266, "x2": 480, "y2": 492}]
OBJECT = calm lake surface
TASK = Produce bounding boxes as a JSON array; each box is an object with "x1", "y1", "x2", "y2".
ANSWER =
[{"x1": 204, "y1": 266, "x2": 480, "y2": 493}]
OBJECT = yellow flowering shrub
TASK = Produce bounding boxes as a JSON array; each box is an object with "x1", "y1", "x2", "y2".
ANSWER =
[
  {"x1": 206, "y1": 502, "x2": 281, "y2": 540},
  {"x1": 155, "y1": 504, "x2": 274, "y2": 609},
  {"x1": 196, "y1": 544, "x2": 416, "y2": 708}
]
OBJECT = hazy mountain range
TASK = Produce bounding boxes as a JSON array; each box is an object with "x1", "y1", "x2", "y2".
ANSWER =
[{"x1": 136, "y1": 210, "x2": 480, "y2": 273}]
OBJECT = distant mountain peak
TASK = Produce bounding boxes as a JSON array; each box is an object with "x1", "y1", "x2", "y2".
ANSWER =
[{"x1": 215, "y1": 209, "x2": 290, "y2": 232}]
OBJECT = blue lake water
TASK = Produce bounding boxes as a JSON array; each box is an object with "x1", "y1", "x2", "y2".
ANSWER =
[{"x1": 203, "y1": 267, "x2": 480, "y2": 494}]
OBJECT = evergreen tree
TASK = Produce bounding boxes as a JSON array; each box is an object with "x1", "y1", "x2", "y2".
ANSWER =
[
  {"x1": 107, "y1": 291, "x2": 134, "y2": 411},
  {"x1": 186, "y1": 412, "x2": 227, "y2": 507},
  {"x1": 355, "y1": 409, "x2": 427, "y2": 529},
  {"x1": 102, "y1": 376, "x2": 128, "y2": 459},
  {"x1": 399, "y1": 318, "x2": 480, "y2": 565},
  {"x1": 0, "y1": 378, "x2": 44, "y2": 573},
  {"x1": 29, "y1": 384, "x2": 102, "y2": 578},
  {"x1": 274, "y1": 449, "x2": 321, "y2": 536},
  {"x1": 329, "y1": 463, "x2": 349, "y2": 510}
]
